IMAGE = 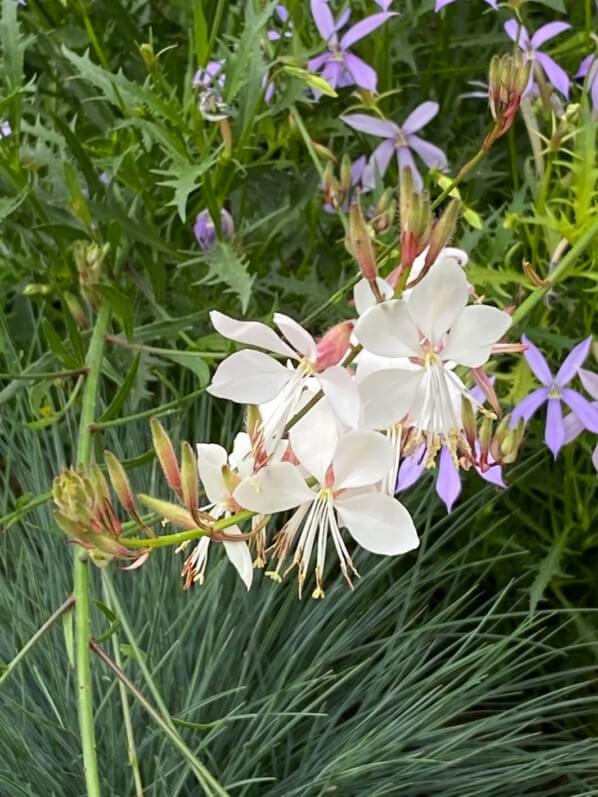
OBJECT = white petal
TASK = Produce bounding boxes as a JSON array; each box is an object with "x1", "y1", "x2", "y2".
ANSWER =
[
  {"x1": 208, "y1": 350, "x2": 293, "y2": 404},
  {"x1": 233, "y1": 462, "x2": 314, "y2": 514},
  {"x1": 333, "y1": 430, "x2": 393, "y2": 489},
  {"x1": 273, "y1": 313, "x2": 317, "y2": 360},
  {"x1": 355, "y1": 350, "x2": 417, "y2": 381},
  {"x1": 289, "y1": 396, "x2": 340, "y2": 484},
  {"x1": 408, "y1": 258, "x2": 469, "y2": 344},
  {"x1": 222, "y1": 526, "x2": 254, "y2": 590},
  {"x1": 354, "y1": 300, "x2": 421, "y2": 358},
  {"x1": 196, "y1": 444, "x2": 228, "y2": 505},
  {"x1": 353, "y1": 277, "x2": 394, "y2": 316},
  {"x1": 335, "y1": 491, "x2": 419, "y2": 555},
  {"x1": 443, "y1": 305, "x2": 512, "y2": 367},
  {"x1": 358, "y1": 368, "x2": 424, "y2": 429},
  {"x1": 210, "y1": 310, "x2": 297, "y2": 359},
  {"x1": 317, "y1": 366, "x2": 361, "y2": 428}
]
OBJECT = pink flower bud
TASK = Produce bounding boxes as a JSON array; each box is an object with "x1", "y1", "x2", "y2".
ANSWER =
[
  {"x1": 150, "y1": 417, "x2": 182, "y2": 495},
  {"x1": 348, "y1": 202, "x2": 377, "y2": 281},
  {"x1": 315, "y1": 321, "x2": 353, "y2": 370}
]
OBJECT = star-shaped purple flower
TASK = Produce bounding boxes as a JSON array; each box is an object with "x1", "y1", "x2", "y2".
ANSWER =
[
  {"x1": 563, "y1": 368, "x2": 598, "y2": 472},
  {"x1": 504, "y1": 20, "x2": 571, "y2": 99},
  {"x1": 341, "y1": 103, "x2": 447, "y2": 191},
  {"x1": 308, "y1": 0, "x2": 395, "y2": 94},
  {"x1": 576, "y1": 54, "x2": 598, "y2": 112},
  {"x1": 511, "y1": 336, "x2": 598, "y2": 458},
  {"x1": 435, "y1": 0, "x2": 497, "y2": 10}
]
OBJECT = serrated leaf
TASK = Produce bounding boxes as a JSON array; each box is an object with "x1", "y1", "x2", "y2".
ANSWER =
[
  {"x1": 195, "y1": 241, "x2": 254, "y2": 313},
  {"x1": 154, "y1": 160, "x2": 216, "y2": 222}
]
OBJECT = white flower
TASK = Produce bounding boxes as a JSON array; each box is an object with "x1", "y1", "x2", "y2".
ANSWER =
[
  {"x1": 233, "y1": 405, "x2": 418, "y2": 597},
  {"x1": 207, "y1": 311, "x2": 360, "y2": 439},
  {"x1": 354, "y1": 257, "x2": 511, "y2": 437},
  {"x1": 179, "y1": 444, "x2": 253, "y2": 589}
]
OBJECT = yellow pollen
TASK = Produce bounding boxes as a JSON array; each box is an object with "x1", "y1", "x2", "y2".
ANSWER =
[
  {"x1": 424, "y1": 351, "x2": 439, "y2": 367},
  {"x1": 548, "y1": 386, "x2": 562, "y2": 399},
  {"x1": 317, "y1": 487, "x2": 333, "y2": 501}
]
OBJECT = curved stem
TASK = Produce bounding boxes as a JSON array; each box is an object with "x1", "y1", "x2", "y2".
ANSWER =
[{"x1": 74, "y1": 302, "x2": 111, "y2": 797}]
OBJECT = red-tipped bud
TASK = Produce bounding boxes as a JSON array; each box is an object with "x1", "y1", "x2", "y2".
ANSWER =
[
  {"x1": 150, "y1": 417, "x2": 182, "y2": 495},
  {"x1": 64, "y1": 292, "x2": 89, "y2": 329},
  {"x1": 348, "y1": 202, "x2": 378, "y2": 281},
  {"x1": 315, "y1": 321, "x2": 353, "y2": 370},
  {"x1": 399, "y1": 169, "x2": 432, "y2": 270},
  {"x1": 486, "y1": 52, "x2": 531, "y2": 149},
  {"x1": 104, "y1": 451, "x2": 136, "y2": 515},
  {"x1": 180, "y1": 442, "x2": 199, "y2": 514},
  {"x1": 424, "y1": 198, "x2": 460, "y2": 268}
]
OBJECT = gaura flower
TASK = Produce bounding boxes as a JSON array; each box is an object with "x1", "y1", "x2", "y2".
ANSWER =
[
  {"x1": 193, "y1": 208, "x2": 234, "y2": 251},
  {"x1": 435, "y1": 0, "x2": 496, "y2": 10},
  {"x1": 576, "y1": 54, "x2": 598, "y2": 112},
  {"x1": 563, "y1": 368, "x2": 598, "y2": 472},
  {"x1": 341, "y1": 104, "x2": 447, "y2": 192},
  {"x1": 354, "y1": 258, "x2": 512, "y2": 439},
  {"x1": 511, "y1": 336, "x2": 598, "y2": 458},
  {"x1": 234, "y1": 407, "x2": 418, "y2": 596},
  {"x1": 207, "y1": 312, "x2": 360, "y2": 435},
  {"x1": 178, "y1": 444, "x2": 254, "y2": 589},
  {"x1": 308, "y1": 0, "x2": 395, "y2": 94},
  {"x1": 504, "y1": 20, "x2": 571, "y2": 99}
]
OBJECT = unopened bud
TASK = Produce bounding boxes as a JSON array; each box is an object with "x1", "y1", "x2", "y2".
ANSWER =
[
  {"x1": 340, "y1": 153, "x2": 353, "y2": 197},
  {"x1": 500, "y1": 418, "x2": 524, "y2": 464},
  {"x1": 139, "y1": 43, "x2": 157, "y2": 70},
  {"x1": 219, "y1": 118, "x2": 232, "y2": 160},
  {"x1": 104, "y1": 451, "x2": 136, "y2": 514},
  {"x1": 461, "y1": 396, "x2": 477, "y2": 450},
  {"x1": 74, "y1": 241, "x2": 109, "y2": 297},
  {"x1": 372, "y1": 189, "x2": 395, "y2": 233},
  {"x1": 348, "y1": 202, "x2": 377, "y2": 281},
  {"x1": 150, "y1": 417, "x2": 182, "y2": 495},
  {"x1": 311, "y1": 140, "x2": 336, "y2": 162},
  {"x1": 487, "y1": 52, "x2": 531, "y2": 148},
  {"x1": 400, "y1": 170, "x2": 432, "y2": 269},
  {"x1": 425, "y1": 198, "x2": 460, "y2": 268},
  {"x1": 479, "y1": 416, "x2": 494, "y2": 457},
  {"x1": 315, "y1": 321, "x2": 353, "y2": 370},
  {"x1": 180, "y1": 442, "x2": 199, "y2": 513},
  {"x1": 64, "y1": 292, "x2": 89, "y2": 329},
  {"x1": 322, "y1": 161, "x2": 340, "y2": 207}
]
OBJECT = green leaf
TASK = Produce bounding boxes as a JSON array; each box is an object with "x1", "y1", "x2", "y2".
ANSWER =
[
  {"x1": 42, "y1": 320, "x2": 78, "y2": 369},
  {"x1": 154, "y1": 159, "x2": 216, "y2": 223},
  {"x1": 0, "y1": 184, "x2": 28, "y2": 222},
  {"x1": 99, "y1": 352, "x2": 141, "y2": 422},
  {"x1": 94, "y1": 284, "x2": 134, "y2": 340},
  {"x1": 194, "y1": 241, "x2": 254, "y2": 313},
  {"x1": 94, "y1": 600, "x2": 121, "y2": 643},
  {"x1": 0, "y1": 0, "x2": 26, "y2": 92},
  {"x1": 529, "y1": 536, "x2": 566, "y2": 615},
  {"x1": 155, "y1": 349, "x2": 210, "y2": 385},
  {"x1": 530, "y1": 0, "x2": 566, "y2": 11}
]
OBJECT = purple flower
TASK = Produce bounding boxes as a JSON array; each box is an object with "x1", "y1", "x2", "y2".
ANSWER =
[
  {"x1": 504, "y1": 20, "x2": 571, "y2": 98},
  {"x1": 193, "y1": 61, "x2": 225, "y2": 91},
  {"x1": 397, "y1": 443, "x2": 504, "y2": 514},
  {"x1": 435, "y1": 0, "x2": 496, "y2": 10},
  {"x1": 308, "y1": 0, "x2": 396, "y2": 94},
  {"x1": 511, "y1": 336, "x2": 598, "y2": 459},
  {"x1": 341, "y1": 103, "x2": 447, "y2": 191},
  {"x1": 193, "y1": 208, "x2": 234, "y2": 251},
  {"x1": 563, "y1": 368, "x2": 598, "y2": 472},
  {"x1": 576, "y1": 54, "x2": 598, "y2": 112},
  {"x1": 268, "y1": 4, "x2": 293, "y2": 41}
]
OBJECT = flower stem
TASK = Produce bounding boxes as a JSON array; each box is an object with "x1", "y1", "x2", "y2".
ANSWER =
[
  {"x1": 74, "y1": 302, "x2": 111, "y2": 797},
  {"x1": 120, "y1": 509, "x2": 255, "y2": 549},
  {"x1": 430, "y1": 140, "x2": 492, "y2": 212},
  {"x1": 0, "y1": 596, "x2": 75, "y2": 688}
]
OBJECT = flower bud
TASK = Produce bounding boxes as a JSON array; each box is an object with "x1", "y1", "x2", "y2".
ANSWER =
[
  {"x1": 340, "y1": 153, "x2": 353, "y2": 197},
  {"x1": 461, "y1": 396, "x2": 477, "y2": 451},
  {"x1": 486, "y1": 52, "x2": 531, "y2": 148},
  {"x1": 500, "y1": 419, "x2": 524, "y2": 464},
  {"x1": 139, "y1": 43, "x2": 157, "y2": 70},
  {"x1": 64, "y1": 292, "x2": 89, "y2": 329},
  {"x1": 315, "y1": 321, "x2": 353, "y2": 370},
  {"x1": 74, "y1": 241, "x2": 109, "y2": 305},
  {"x1": 104, "y1": 451, "x2": 136, "y2": 515},
  {"x1": 372, "y1": 189, "x2": 395, "y2": 233},
  {"x1": 150, "y1": 417, "x2": 182, "y2": 495},
  {"x1": 424, "y1": 198, "x2": 460, "y2": 268},
  {"x1": 180, "y1": 442, "x2": 199, "y2": 514},
  {"x1": 399, "y1": 169, "x2": 432, "y2": 269},
  {"x1": 322, "y1": 161, "x2": 340, "y2": 208},
  {"x1": 478, "y1": 416, "x2": 494, "y2": 458},
  {"x1": 348, "y1": 202, "x2": 377, "y2": 281}
]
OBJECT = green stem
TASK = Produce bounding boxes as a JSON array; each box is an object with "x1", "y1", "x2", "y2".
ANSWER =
[
  {"x1": 120, "y1": 509, "x2": 255, "y2": 549},
  {"x1": 511, "y1": 219, "x2": 598, "y2": 327},
  {"x1": 0, "y1": 491, "x2": 52, "y2": 530},
  {"x1": 0, "y1": 596, "x2": 75, "y2": 688},
  {"x1": 431, "y1": 144, "x2": 488, "y2": 211},
  {"x1": 0, "y1": 368, "x2": 89, "y2": 381},
  {"x1": 90, "y1": 385, "x2": 207, "y2": 430},
  {"x1": 101, "y1": 572, "x2": 227, "y2": 795},
  {"x1": 81, "y1": 10, "x2": 110, "y2": 71},
  {"x1": 74, "y1": 302, "x2": 111, "y2": 797}
]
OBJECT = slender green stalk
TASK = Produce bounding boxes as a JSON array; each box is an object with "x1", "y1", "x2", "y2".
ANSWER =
[
  {"x1": 0, "y1": 367, "x2": 89, "y2": 380},
  {"x1": 101, "y1": 572, "x2": 228, "y2": 795},
  {"x1": 74, "y1": 302, "x2": 111, "y2": 797},
  {"x1": 0, "y1": 491, "x2": 52, "y2": 529},
  {"x1": 431, "y1": 145, "x2": 488, "y2": 211},
  {"x1": 511, "y1": 219, "x2": 598, "y2": 326},
  {"x1": 0, "y1": 596, "x2": 75, "y2": 688},
  {"x1": 120, "y1": 509, "x2": 255, "y2": 549},
  {"x1": 90, "y1": 385, "x2": 207, "y2": 430}
]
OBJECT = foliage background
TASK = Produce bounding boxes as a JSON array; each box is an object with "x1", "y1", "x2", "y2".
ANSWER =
[{"x1": 0, "y1": 0, "x2": 597, "y2": 794}]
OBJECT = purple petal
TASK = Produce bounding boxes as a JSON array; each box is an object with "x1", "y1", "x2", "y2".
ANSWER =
[
  {"x1": 396, "y1": 445, "x2": 426, "y2": 491},
  {"x1": 504, "y1": 20, "x2": 530, "y2": 49},
  {"x1": 362, "y1": 138, "x2": 396, "y2": 189},
  {"x1": 397, "y1": 147, "x2": 423, "y2": 191},
  {"x1": 435, "y1": 446, "x2": 461, "y2": 513},
  {"x1": 484, "y1": 0, "x2": 498, "y2": 7},
  {"x1": 341, "y1": 113, "x2": 399, "y2": 138},
  {"x1": 402, "y1": 101, "x2": 439, "y2": 135},
  {"x1": 561, "y1": 389, "x2": 598, "y2": 434},
  {"x1": 545, "y1": 398, "x2": 565, "y2": 458},
  {"x1": 531, "y1": 21, "x2": 571, "y2": 49},
  {"x1": 477, "y1": 462, "x2": 506, "y2": 488},
  {"x1": 340, "y1": 12, "x2": 396, "y2": 49},
  {"x1": 335, "y1": 7, "x2": 351, "y2": 30},
  {"x1": 535, "y1": 52, "x2": 570, "y2": 98},
  {"x1": 351, "y1": 155, "x2": 367, "y2": 186},
  {"x1": 308, "y1": 52, "x2": 330, "y2": 72},
  {"x1": 375, "y1": 0, "x2": 394, "y2": 10},
  {"x1": 511, "y1": 387, "x2": 549, "y2": 425},
  {"x1": 576, "y1": 54, "x2": 593, "y2": 79},
  {"x1": 593, "y1": 443, "x2": 598, "y2": 473},
  {"x1": 406, "y1": 134, "x2": 447, "y2": 169},
  {"x1": 275, "y1": 4, "x2": 289, "y2": 22},
  {"x1": 434, "y1": 0, "x2": 454, "y2": 8},
  {"x1": 320, "y1": 59, "x2": 341, "y2": 89},
  {"x1": 311, "y1": 0, "x2": 336, "y2": 41},
  {"x1": 579, "y1": 368, "x2": 598, "y2": 401},
  {"x1": 521, "y1": 335, "x2": 552, "y2": 386},
  {"x1": 343, "y1": 52, "x2": 378, "y2": 91},
  {"x1": 592, "y1": 76, "x2": 598, "y2": 113},
  {"x1": 563, "y1": 412, "x2": 584, "y2": 444},
  {"x1": 555, "y1": 337, "x2": 592, "y2": 386}
]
